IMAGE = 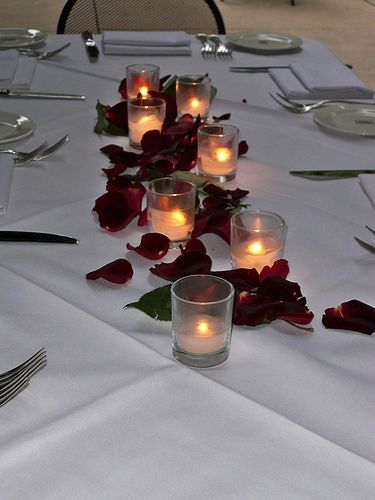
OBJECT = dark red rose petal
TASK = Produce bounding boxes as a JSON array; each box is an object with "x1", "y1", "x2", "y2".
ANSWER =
[
  {"x1": 322, "y1": 299, "x2": 375, "y2": 335},
  {"x1": 126, "y1": 233, "x2": 170, "y2": 260},
  {"x1": 86, "y1": 258, "x2": 133, "y2": 284},
  {"x1": 106, "y1": 178, "x2": 146, "y2": 214},
  {"x1": 238, "y1": 140, "x2": 249, "y2": 156},
  {"x1": 322, "y1": 314, "x2": 375, "y2": 335},
  {"x1": 259, "y1": 259, "x2": 289, "y2": 282},
  {"x1": 180, "y1": 238, "x2": 207, "y2": 255},
  {"x1": 211, "y1": 268, "x2": 260, "y2": 292},
  {"x1": 118, "y1": 77, "x2": 128, "y2": 99},
  {"x1": 93, "y1": 192, "x2": 139, "y2": 232},
  {"x1": 192, "y1": 210, "x2": 232, "y2": 244},
  {"x1": 137, "y1": 207, "x2": 148, "y2": 226},
  {"x1": 106, "y1": 101, "x2": 128, "y2": 132},
  {"x1": 150, "y1": 251, "x2": 212, "y2": 281},
  {"x1": 213, "y1": 113, "x2": 231, "y2": 122},
  {"x1": 278, "y1": 310, "x2": 314, "y2": 325},
  {"x1": 100, "y1": 144, "x2": 124, "y2": 157},
  {"x1": 102, "y1": 163, "x2": 127, "y2": 179},
  {"x1": 141, "y1": 130, "x2": 171, "y2": 155}
]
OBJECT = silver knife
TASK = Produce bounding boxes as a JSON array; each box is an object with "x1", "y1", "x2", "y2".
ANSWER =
[
  {"x1": 229, "y1": 66, "x2": 290, "y2": 73},
  {"x1": 82, "y1": 31, "x2": 99, "y2": 62},
  {"x1": 0, "y1": 231, "x2": 79, "y2": 244},
  {"x1": 0, "y1": 89, "x2": 86, "y2": 100},
  {"x1": 290, "y1": 169, "x2": 375, "y2": 179}
]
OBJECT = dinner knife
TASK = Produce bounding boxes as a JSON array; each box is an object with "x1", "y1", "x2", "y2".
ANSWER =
[
  {"x1": 290, "y1": 169, "x2": 375, "y2": 178},
  {"x1": 0, "y1": 89, "x2": 86, "y2": 100},
  {"x1": 229, "y1": 66, "x2": 290, "y2": 73},
  {"x1": 0, "y1": 231, "x2": 79, "y2": 244},
  {"x1": 81, "y1": 31, "x2": 99, "y2": 62}
]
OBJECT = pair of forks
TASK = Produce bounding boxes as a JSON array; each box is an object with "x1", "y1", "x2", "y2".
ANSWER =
[
  {"x1": 0, "y1": 348, "x2": 47, "y2": 407},
  {"x1": 0, "y1": 134, "x2": 70, "y2": 166},
  {"x1": 196, "y1": 34, "x2": 232, "y2": 57},
  {"x1": 269, "y1": 92, "x2": 367, "y2": 113},
  {"x1": 17, "y1": 43, "x2": 71, "y2": 60}
]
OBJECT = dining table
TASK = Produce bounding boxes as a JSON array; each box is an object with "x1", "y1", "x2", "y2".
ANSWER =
[{"x1": 0, "y1": 32, "x2": 375, "y2": 499}]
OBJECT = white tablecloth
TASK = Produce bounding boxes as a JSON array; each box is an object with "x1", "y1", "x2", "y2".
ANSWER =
[{"x1": 0, "y1": 35, "x2": 375, "y2": 499}]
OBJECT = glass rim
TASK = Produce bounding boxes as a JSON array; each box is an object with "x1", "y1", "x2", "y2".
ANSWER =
[
  {"x1": 128, "y1": 96, "x2": 166, "y2": 108},
  {"x1": 176, "y1": 74, "x2": 211, "y2": 85},
  {"x1": 171, "y1": 274, "x2": 235, "y2": 305},
  {"x1": 146, "y1": 177, "x2": 196, "y2": 196},
  {"x1": 126, "y1": 63, "x2": 160, "y2": 73},
  {"x1": 199, "y1": 123, "x2": 240, "y2": 138},
  {"x1": 231, "y1": 209, "x2": 286, "y2": 231}
]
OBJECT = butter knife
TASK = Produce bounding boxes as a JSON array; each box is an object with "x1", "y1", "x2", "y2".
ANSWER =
[
  {"x1": 82, "y1": 31, "x2": 99, "y2": 62},
  {"x1": 290, "y1": 169, "x2": 375, "y2": 179},
  {"x1": 229, "y1": 66, "x2": 290, "y2": 73},
  {"x1": 0, "y1": 231, "x2": 79, "y2": 244},
  {"x1": 0, "y1": 89, "x2": 86, "y2": 100}
]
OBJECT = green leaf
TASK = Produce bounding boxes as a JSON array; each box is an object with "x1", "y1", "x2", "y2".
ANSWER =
[
  {"x1": 125, "y1": 284, "x2": 172, "y2": 321},
  {"x1": 354, "y1": 237, "x2": 375, "y2": 255},
  {"x1": 94, "y1": 100, "x2": 128, "y2": 136},
  {"x1": 172, "y1": 171, "x2": 208, "y2": 189}
]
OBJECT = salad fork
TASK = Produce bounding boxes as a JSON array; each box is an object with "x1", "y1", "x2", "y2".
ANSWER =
[
  {"x1": 0, "y1": 141, "x2": 48, "y2": 160},
  {"x1": 208, "y1": 35, "x2": 232, "y2": 57},
  {"x1": 196, "y1": 34, "x2": 215, "y2": 56},
  {"x1": 270, "y1": 92, "x2": 374, "y2": 113},
  {"x1": 14, "y1": 135, "x2": 70, "y2": 166},
  {"x1": 17, "y1": 43, "x2": 71, "y2": 60}
]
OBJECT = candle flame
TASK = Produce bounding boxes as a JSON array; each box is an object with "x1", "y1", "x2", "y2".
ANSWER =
[
  {"x1": 140, "y1": 86, "x2": 149, "y2": 97},
  {"x1": 191, "y1": 98, "x2": 200, "y2": 109},
  {"x1": 171, "y1": 210, "x2": 186, "y2": 225},
  {"x1": 215, "y1": 148, "x2": 231, "y2": 162},
  {"x1": 197, "y1": 321, "x2": 209, "y2": 335},
  {"x1": 248, "y1": 241, "x2": 265, "y2": 255}
]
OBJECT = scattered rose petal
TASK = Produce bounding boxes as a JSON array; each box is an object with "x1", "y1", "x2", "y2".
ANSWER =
[
  {"x1": 259, "y1": 259, "x2": 289, "y2": 281},
  {"x1": 322, "y1": 299, "x2": 375, "y2": 335},
  {"x1": 179, "y1": 238, "x2": 207, "y2": 254},
  {"x1": 238, "y1": 140, "x2": 249, "y2": 156},
  {"x1": 137, "y1": 208, "x2": 148, "y2": 226},
  {"x1": 126, "y1": 233, "x2": 170, "y2": 260},
  {"x1": 150, "y1": 251, "x2": 212, "y2": 281},
  {"x1": 86, "y1": 258, "x2": 133, "y2": 284},
  {"x1": 93, "y1": 192, "x2": 139, "y2": 232},
  {"x1": 211, "y1": 268, "x2": 260, "y2": 292}
]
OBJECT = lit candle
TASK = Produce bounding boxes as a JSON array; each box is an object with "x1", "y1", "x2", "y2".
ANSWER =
[
  {"x1": 128, "y1": 114, "x2": 164, "y2": 144},
  {"x1": 231, "y1": 237, "x2": 283, "y2": 272},
  {"x1": 176, "y1": 75, "x2": 211, "y2": 119},
  {"x1": 177, "y1": 315, "x2": 225, "y2": 354},
  {"x1": 199, "y1": 146, "x2": 234, "y2": 175},
  {"x1": 148, "y1": 207, "x2": 193, "y2": 241},
  {"x1": 126, "y1": 64, "x2": 160, "y2": 99}
]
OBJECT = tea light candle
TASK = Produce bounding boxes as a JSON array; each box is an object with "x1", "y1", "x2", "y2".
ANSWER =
[
  {"x1": 198, "y1": 124, "x2": 239, "y2": 182},
  {"x1": 128, "y1": 97, "x2": 166, "y2": 149},
  {"x1": 178, "y1": 315, "x2": 225, "y2": 354},
  {"x1": 148, "y1": 207, "x2": 193, "y2": 241},
  {"x1": 126, "y1": 64, "x2": 160, "y2": 99},
  {"x1": 176, "y1": 75, "x2": 211, "y2": 119},
  {"x1": 231, "y1": 237, "x2": 283, "y2": 272}
]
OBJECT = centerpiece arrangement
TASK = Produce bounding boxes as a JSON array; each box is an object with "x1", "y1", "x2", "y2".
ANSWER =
[{"x1": 87, "y1": 65, "x2": 375, "y2": 366}]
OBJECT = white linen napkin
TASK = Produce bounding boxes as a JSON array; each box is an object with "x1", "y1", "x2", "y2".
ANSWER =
[
  {"x1": 359, "y1": 174, "x2": 375, "y2": 209},
  {"x1": 0, "y1": 156, "x2": 14, "y2": 214},
  {"x1": 0, "y1": 51, "x2": 36, "y2": 89},
  {"x1": 102, "y1": 31, "x2": 192, "y2": 56},
  {"x1": 269, "y1": 62, "x2": 374, "y2": 99}
]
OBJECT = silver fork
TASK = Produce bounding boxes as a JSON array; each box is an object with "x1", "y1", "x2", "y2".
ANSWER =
[
  {"x1": 271, "y1": 92, "x2": 372, "y2": 113},
  {"x1": 17, "y1": 43, "x2": 71, "y2": 60},
  {"x1": 0, "y1": 141, "x2": 48, "y2": 160},
  {"x1": 196, "y1": 34, "x2": 215, "y2": 57},
  {"x1": 208, "y1": 35, "x2": 232, "y2": 57},
  {"x1": 0, "y1": 348, "x2": 47, "y2": 407},
  {"x1": 14, "y1": 135, "x2": 70, "y2": 166}
]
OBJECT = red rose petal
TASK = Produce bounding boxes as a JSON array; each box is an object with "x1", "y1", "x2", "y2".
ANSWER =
[
  {"x1": 150, "y1": 251, "x2": 212, "y2": 281},
  {"x1": 238, "y1": 140, "x2": 249, "y2": 156},
  {"x1": 259, "y1": 259, "x2": 289, "y2": 281},
  {"x1": 93, "y1": 192, "x2": 139, "y2": 232},
  {"x1": 126, "y1": 233, "x2": 170, "y2": 260},
  {"x1": 86, "y1": 258, "x2": 133, "y2": 284}
]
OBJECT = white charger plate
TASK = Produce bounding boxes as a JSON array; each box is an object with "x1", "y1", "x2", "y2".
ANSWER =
[
  {"x1": 0, "y1": 111, "x2": 36, "y2": 144},
  {"x1": 314, "y1": 104, "x2": 375, "y2": 137},
  {"x1": 0, "y1": 28, "x2": 47, "y2": 50},
  {"x1": 226, "y1": 32, "x2": 303, "y2": 54}
]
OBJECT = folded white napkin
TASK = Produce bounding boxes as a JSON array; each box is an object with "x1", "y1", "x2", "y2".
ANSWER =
[
  {"x1": 102, "y1": 31, "x2": 192, "y2": 56},
  {"x1": 359, "y1": 174, "x2": 375, "y2": 209},
  {"x1": 0, "y1": 156, "x2": 14, "y2": 214},
  {"x1": 0, "y1": 50, "x2": 36, "y2": 89},
  {"x1": 269, "y1": 63, "x2": 374, "y2": 99}
]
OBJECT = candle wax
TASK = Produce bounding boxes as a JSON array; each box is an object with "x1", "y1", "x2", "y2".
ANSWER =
[
  {"x1": 177, "y1": 315, "x2": 226, "y2": 354},
  {"x1": 148, "y1": 207, "x2": 193, "y2": 241},
  {"x1": 128, "y1": 114, "x2": 164, "y2": 144},
  {"x1": 231, "y1": 237, "x2": 283, "y2": 272},
  {"x1": 199, "y1": 148, "x2": 235, "y2": 175}
]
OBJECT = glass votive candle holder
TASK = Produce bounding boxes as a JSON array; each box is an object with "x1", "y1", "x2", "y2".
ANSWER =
[
  {"x1": 146, "y1": 177, "x2": 196, "y2": 245},
  {"x1": 198, "y1": 124, "x2": 239, "y2": 182},
  {"x1": 230, "y1": 209, "x2": 287, "y2": 272},
  {"x1": 128, "y1": 97, "x2": 166, "y2": 149},
  {"x1": 126, "y1": 63, "x2": 160, "y2": 98},
  {"x1": 176, "y1": 74, "x2": 211, "y2": 119},
  {"x1": 171, "y1": 275, "x2": 235, "y2": 368}
]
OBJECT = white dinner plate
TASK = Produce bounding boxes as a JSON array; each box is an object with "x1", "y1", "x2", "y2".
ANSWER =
[
  {"x1": 0, "y1": 111, "x2": 36, "y2": 144},
  {"x1": 226, "y1": 32, "x2": 303, "y2": 54},
  {"x1": 0, "y1": 28, "x2": 47, "y2": 50},
  {"x1": 313, "y1": 104, "x2": 375, "y2": 137}
]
